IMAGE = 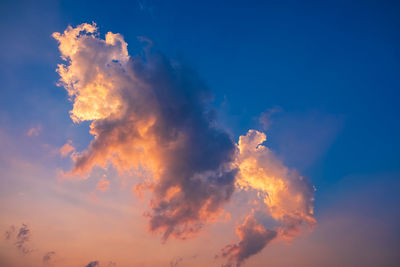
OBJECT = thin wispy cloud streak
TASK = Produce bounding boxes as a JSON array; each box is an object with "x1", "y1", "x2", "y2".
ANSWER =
[{"x1": 53, "y1": 23, "x2": 316, "y2": 265}]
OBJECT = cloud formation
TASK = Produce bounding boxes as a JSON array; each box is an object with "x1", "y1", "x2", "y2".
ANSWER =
[
  {"x1": 4, "y1": 224, "x2": 32, "y2": 254},
  {"x1": 60, "y1": 140, "x2": 75, "y2": 157},
  {"x1": 53, "y1": 23, "x2": 237, "y2": 240},
  {"x1": 221, "y1": 214, "x2": 277, "y2": 266},
  {"x1": 53, "y1": 23, "x2": 316, "y2": 265},
  {"x1": 220, "y1": 130, "x2": 316, "y2": 265}
]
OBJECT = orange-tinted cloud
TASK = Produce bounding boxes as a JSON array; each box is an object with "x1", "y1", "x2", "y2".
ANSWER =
[
  {"x1": 220, "y1": 130, "x2": 316, "y2": 266},
  {"x1": 53, "y1": 23, "x2": 316, "y2": 264},
  {"x1": 60, "y1": 140, "x2": 75, "y2": 157},
  {"x1": 235, "y1": 130, "x2": 316, "y2": 237},
  {"x1": 53, "y1": 23, "x2": 237, "y2": 241}
]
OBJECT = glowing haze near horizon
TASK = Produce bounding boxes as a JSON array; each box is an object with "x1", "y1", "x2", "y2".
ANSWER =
[{"x1": 0, "y1": 1, "x2": 399, "y2": 267}]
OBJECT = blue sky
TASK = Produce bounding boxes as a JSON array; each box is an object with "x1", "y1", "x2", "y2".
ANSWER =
[{"x1": 0, "y1": 1, "x2": 399, "y2": 266}]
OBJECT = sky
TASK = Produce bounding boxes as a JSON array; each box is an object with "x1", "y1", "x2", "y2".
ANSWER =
[{"x1": 0, "y1": 0, "x2": 399, "y2": 266}]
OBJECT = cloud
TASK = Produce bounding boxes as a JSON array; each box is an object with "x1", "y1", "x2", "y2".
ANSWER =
[
  {"x1": 26, "y1": 124, "x2": 42, "y2": 136},
  {"x1": 85, "y1": 261, "x2": 100, "y2": 267},
  {"x1": 235, "y1": 130, "x2": 316, "y2": 238},
  {"x1": 60, "y1": 140, "x2": 75, "y2": 157},
  {"x1": 53, "y1": 23, "x2": 237, "y2": 241},
  {"x1": 220, "y1": 130, "x2": 316, "y2": 266},
  {"x1": 4, "y1": 224, "x2": 32, "y2": 254},
  {"x1": 43, "y1": 251, "x2": 56, "y2": 263},
  {"x1": 53, "y1": 23, "x2": 316, "y2": 264},
  {"x1": 15, "y1": 224, "x2": 32, "y2": 254},
  {"x1": 220, "y1": 214, "x2": 277, "y2": 266}
]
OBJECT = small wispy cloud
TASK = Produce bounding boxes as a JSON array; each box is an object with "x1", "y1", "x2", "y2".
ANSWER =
[
  {"x1": 26, "y1": 124, "x2": 42, "y2": 137},
  {"x1": 60, "y1": 140, "x2": 75, "y2": 157},
  {"x1": 5, "y1": 223, "x2": 32, "y2": 254}
]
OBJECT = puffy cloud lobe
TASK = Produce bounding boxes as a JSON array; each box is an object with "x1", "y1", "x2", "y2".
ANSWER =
[
  {"x1": 53, "y1": 23, "x2": 236, "y2": 240},
  {"x1": 221, "y1": 130, "x2": 316, "y2": 265},
  {"x1": 52, "y1": 22, "x2": 129, "y2": 123},
  {"x1": 221, "y1": 214, "x2": 277, "y2": 266}
]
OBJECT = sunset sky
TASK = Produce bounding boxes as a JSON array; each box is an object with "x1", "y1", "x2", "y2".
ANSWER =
[{"x1": 1, "y1": 1, "x2": 399, "y2": 267}]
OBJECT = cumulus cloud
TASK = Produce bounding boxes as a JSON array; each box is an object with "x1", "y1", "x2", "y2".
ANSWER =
[
  {"x1": 53, "y1": 23, "x2": 316, "y2": 265},
  {"x1": 220, "y1": 130, "x2": 316, "y2": 265},
  {"x1": 235, "y1": 130, "x2": 316, "y2": 237},
  {"x1": 53, "y1": 23, "x2": 236, "y2": 240}
]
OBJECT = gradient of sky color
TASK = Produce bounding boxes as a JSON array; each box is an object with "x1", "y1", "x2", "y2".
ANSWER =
[{"x1": 0, "y1": 1, "x2": 399, "y2": 266}]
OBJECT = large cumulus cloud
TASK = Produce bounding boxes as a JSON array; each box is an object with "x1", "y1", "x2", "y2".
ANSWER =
[
  {"x1": 53, "y1": 23, "x2": 316, "y2": 265},
  {"x1": 53, "y1": 23, "x2": 237, "y2": 240}
]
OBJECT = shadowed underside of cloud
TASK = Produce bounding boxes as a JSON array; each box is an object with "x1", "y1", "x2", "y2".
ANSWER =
[
  {"x1": 221, "y1": 214, "x2": 277, "y2": 266},
  {"x1": 53, "y1": 23, "x2": 316, "y2": 265}
]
